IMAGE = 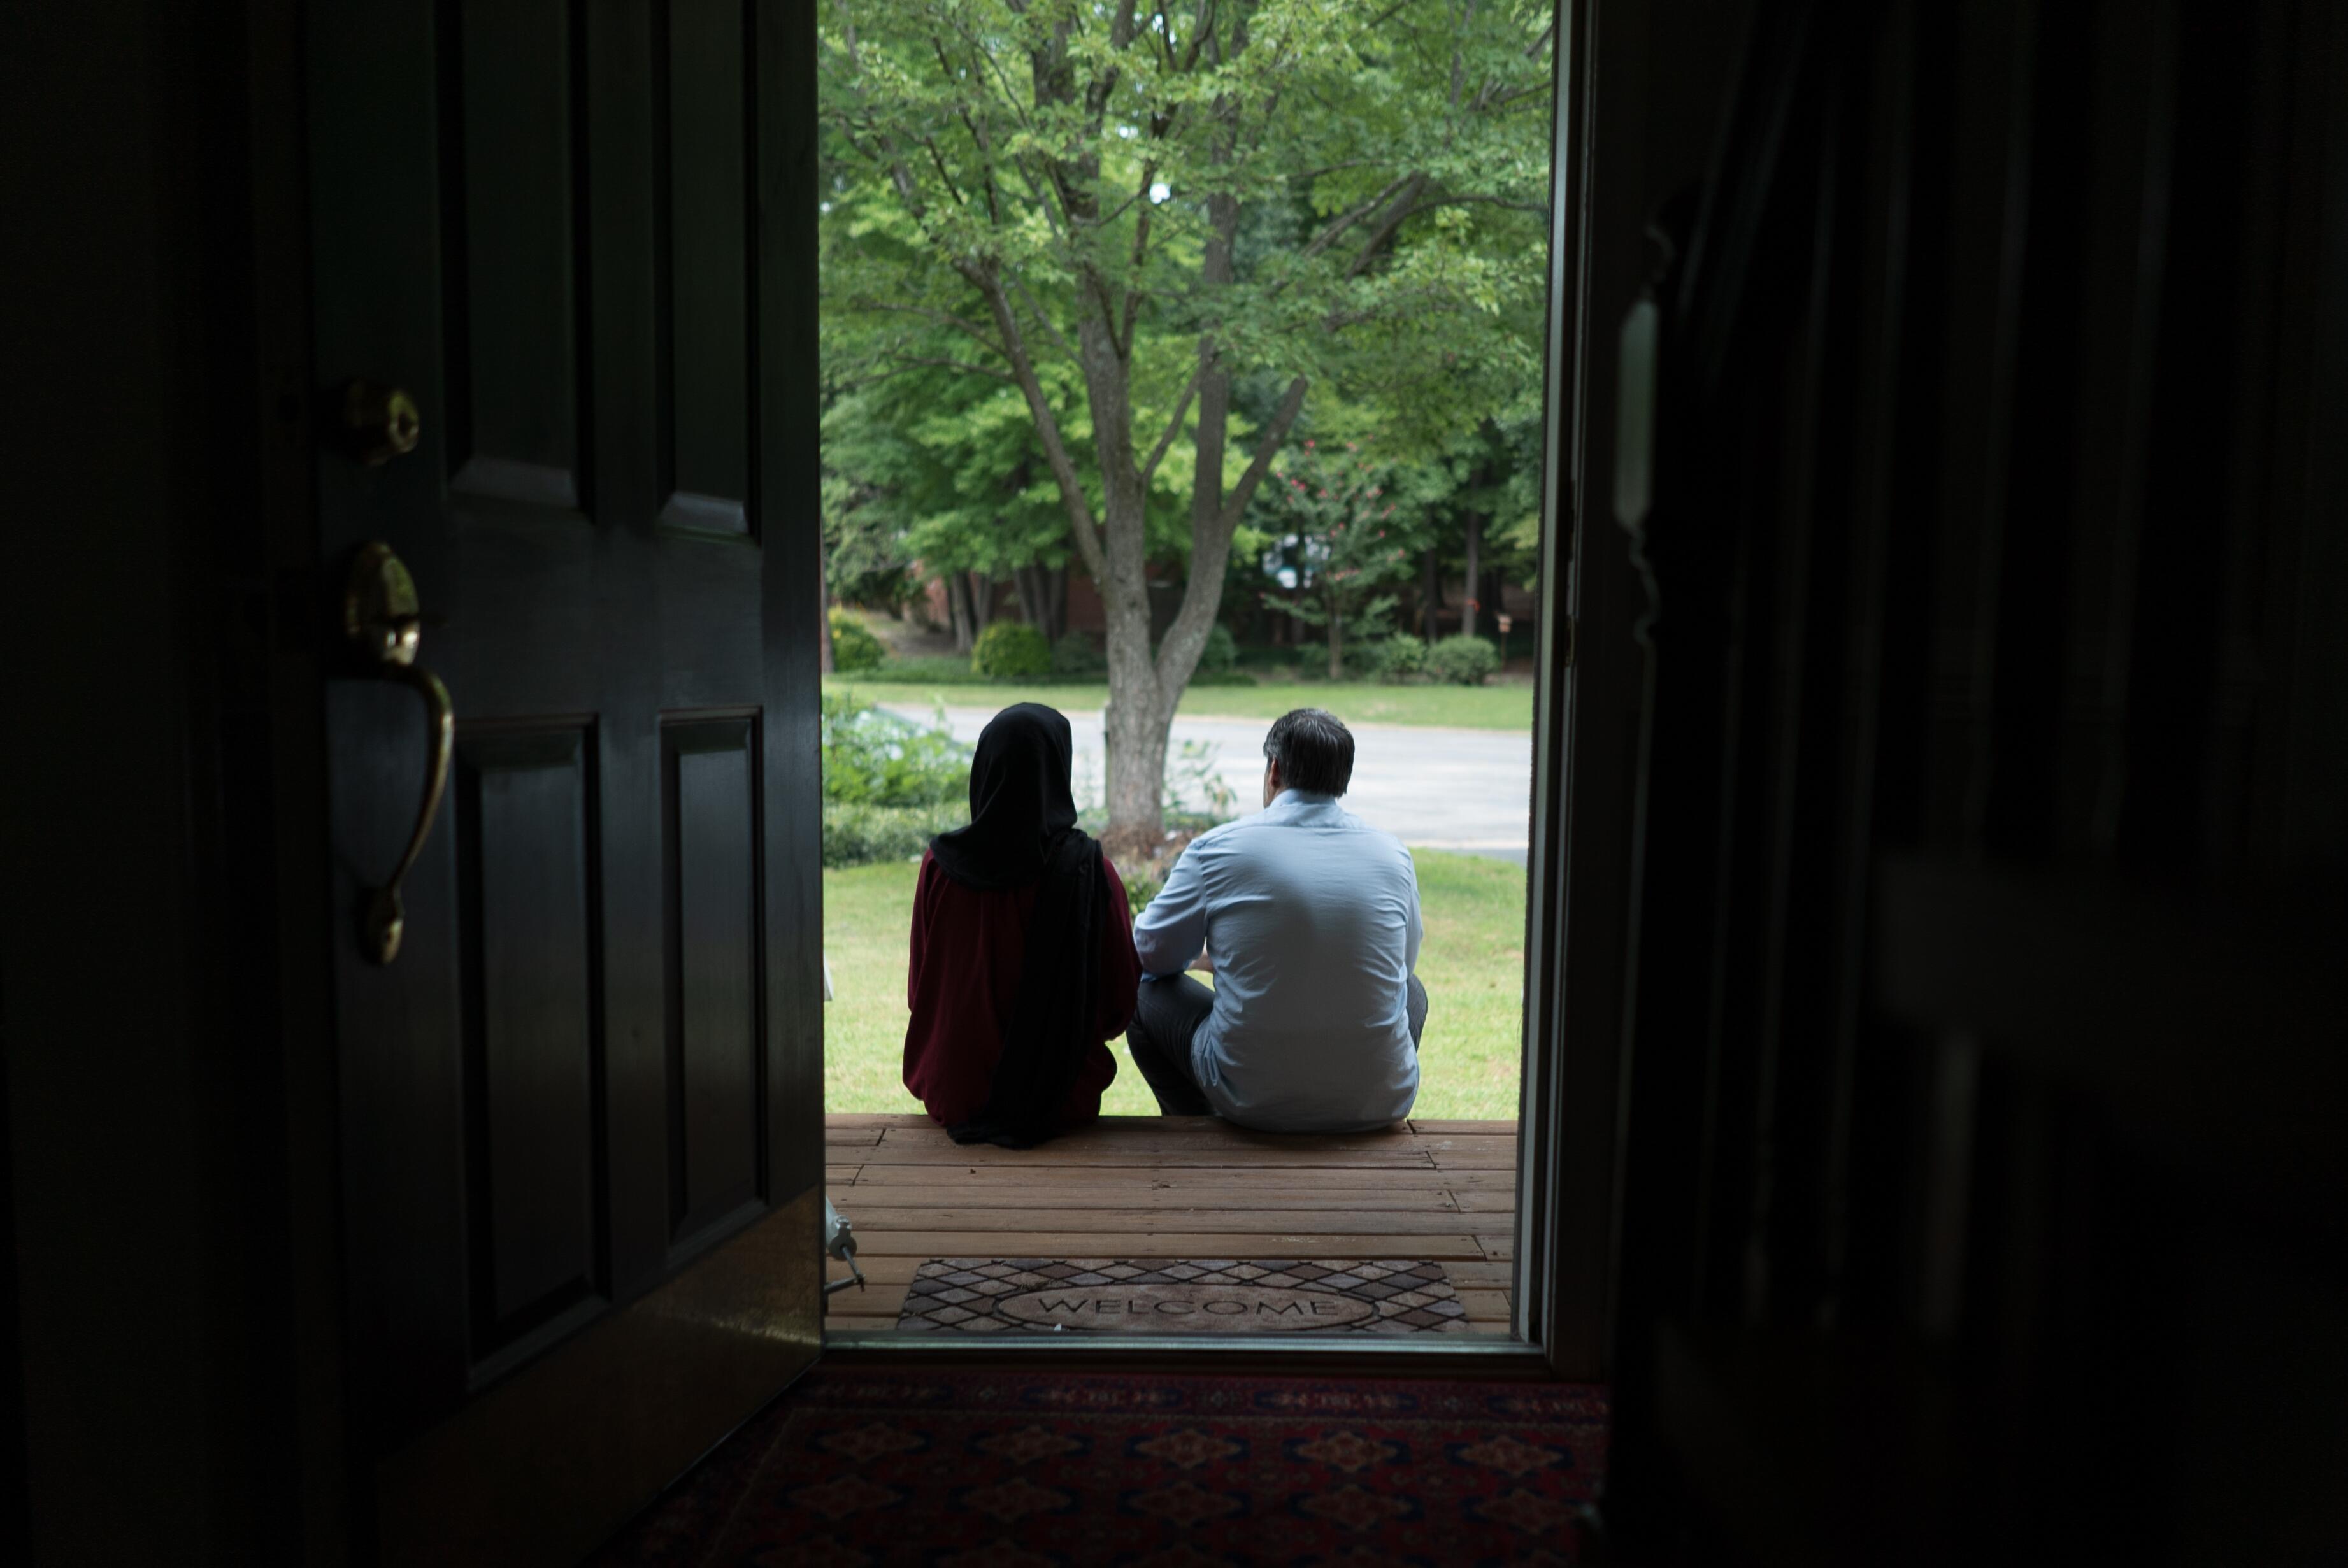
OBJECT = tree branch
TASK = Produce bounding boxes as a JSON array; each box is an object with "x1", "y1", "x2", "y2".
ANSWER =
[
  {"x1": 1342, "y1": 173, "x2": 1430, "y2": 280},
  {"x1": 1140, "y1": 364, "x2": 1205, "y2": 492},
  {"x1": 964, "y1": 264, "x2": 1111, "y2": 583},
  {"x1": 1009, "y1": 276, "x2": 1078, "y2": 359},
  {"x1": 861, "y1": 352, "x2": 1017, "y2": 386},
  {"x1": 1221, "y1": 375, "x2": 1310, "y2": 529},
  {"x1": 1298, "y1": 172, "x2": 1420, "y2": 265},
  {"x1": 843, "y1": 299, "x2": 1008, "y2": 359}
]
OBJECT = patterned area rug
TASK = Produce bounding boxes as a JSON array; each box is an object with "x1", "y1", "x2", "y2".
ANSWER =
[
  {"x1": 596, "y1": 1366, "x2": 1606, "y2": 1565},
  {"x1": 896, "y1": 1258, "x2": 1470, "y2": 1336}
]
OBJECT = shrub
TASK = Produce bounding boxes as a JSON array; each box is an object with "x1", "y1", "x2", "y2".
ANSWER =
[
  {"x1": 820, "y1": 692, "x2": 973, "y2": 866},
  {"x1": 971, "y1": 620, "x2": 1051, "y2": 679},
  {"x1": 821, "y1": 802, "x2": 964, "y2": 869},
  {"x1": 826, "y1": 609, "x2": 884, "y2": 672},
  {"x1": 821, "y1": 692, "x2": 968, "y2": 809},
  {"x1": 1371, "y1": 636, "x2": 1429, "y2": 683},
  {"x1": 1428, "y1": 633, "x2": 1501, "y2": 687},
  {"x1": 1199, "y1": 623, "x2": 1239, "y2": 673},
  {"x1": 1050, "y1": 632, "x2": 1107, "y2": 678},
  {"x1": 1120, "y1": 869, "x2": 1164, "y2": 915}
]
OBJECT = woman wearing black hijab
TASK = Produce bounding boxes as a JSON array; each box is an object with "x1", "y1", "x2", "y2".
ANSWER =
[{"x1": 901, "y1": 704, "x2": 1140, "y2": 1145}]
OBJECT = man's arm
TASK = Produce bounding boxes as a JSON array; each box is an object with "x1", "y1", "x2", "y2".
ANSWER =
[
  {"x1": 1403, "y1": 849, "x2": 1424, "y2": 973},
  {"x1": 1131, "y1": 839, "x2": 1211, "y2": 978}
]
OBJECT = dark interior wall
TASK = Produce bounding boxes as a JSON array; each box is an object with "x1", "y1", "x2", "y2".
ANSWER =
[
  {"x1": 1594, "y1": 0, "x2": 2348, "y2": 1559},
  {"x1": 1, "y1": 4, "x2": 301, "y2": 1562}
]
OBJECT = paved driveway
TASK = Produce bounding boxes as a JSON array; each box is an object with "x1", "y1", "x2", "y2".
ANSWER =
[{"x1": 884, "y1": 702, "x2": 1533, "y2": 864}]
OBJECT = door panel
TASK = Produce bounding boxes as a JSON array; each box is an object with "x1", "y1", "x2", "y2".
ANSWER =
[
  {"x1": 308, "y1": 0, "x2": 820, "y2": 1557},
  {"x1": 440, "y1": 0, "x2": 587, "y2": 514},
  {"x1": 660, "y1": 1, "x2": 755, "y2": 536},
  {"x1": 663, "y1": 716, "x2": 764, "y2": 1255},
  {"x1": 455, "y1": 725, "x2": 603, "y2": 1375}
]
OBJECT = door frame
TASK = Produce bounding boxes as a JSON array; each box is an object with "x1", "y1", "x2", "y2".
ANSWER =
[{"x1": 824, "y1": 0, "x2": 1630, "y2": 1382}]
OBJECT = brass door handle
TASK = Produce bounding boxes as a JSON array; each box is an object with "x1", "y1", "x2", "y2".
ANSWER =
[{"x1": 345, "y1": 541, "x2": 454, "y2": 964}]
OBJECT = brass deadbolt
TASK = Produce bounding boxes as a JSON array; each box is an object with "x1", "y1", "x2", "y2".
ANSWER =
[{"x1": 342, "y1": 381, "x2": 422, "y2": 465}]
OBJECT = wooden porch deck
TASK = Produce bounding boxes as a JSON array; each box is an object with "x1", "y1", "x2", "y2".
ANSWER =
[{"x1": 823, "y1": 1113, "x2": 1519, "y2": 1336}]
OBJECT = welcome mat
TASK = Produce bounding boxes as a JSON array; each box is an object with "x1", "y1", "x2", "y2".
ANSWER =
[{"x1": 895, "y1": 1258, "x2": 1469, "y2": 1335}]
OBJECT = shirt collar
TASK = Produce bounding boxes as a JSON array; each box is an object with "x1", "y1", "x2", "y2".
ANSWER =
[{"x1": 1269, "y1": 788, "x2": 1340, "y2": 813}]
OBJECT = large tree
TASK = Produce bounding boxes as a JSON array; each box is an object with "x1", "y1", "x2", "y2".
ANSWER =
[{"x1": 822, "y1": 0, "x2": 1553, "y2": 837}]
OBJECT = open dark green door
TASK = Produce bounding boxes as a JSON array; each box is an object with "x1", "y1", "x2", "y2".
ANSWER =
[{"x1": 305, "y1": 4, "x2": 823, "y2": 1560}]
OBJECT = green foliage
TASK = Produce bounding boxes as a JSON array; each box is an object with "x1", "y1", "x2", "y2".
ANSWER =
[
  {"x1": 1166, "y1": 738, "x2": 1240, "y2": 822},
  {"x1": 1372, "y1": 635, "x2": 1429, "y2": 683},
  {"x1": 1428, "y1": 634, "x2": 1502, "y2": 687},
  {"x1": 821, "y1": 691, "x2": 968, "y2": 809},
  {"x1": 822, "y1": 801, "x2": 964, "y2": 869},
  {"x1": 1252, "y1": 438, "x2": 1424, "y2": 672},
  {"x1": 820, "y1": 691, "x2": 973, "y2": 866},
  {"x1": 845, "y1": 655, "x2": 984, "y2": 684},
  {"x1": 827, "y1": 609, "x2": 885, "y2": 672},
  {"x1": 1120, "y1": 869, "x2": 1164, "y2": 916},
  {"x1": 971, "y1": 621, "x2": 1052, "y2": 680},
  {"x1": 1199, "y1": 624, "x2": 1240, "y2": 674},
  {"x1": 1050, "y1": 632, "x2": 1108, "y2": 678},
  {"x1": 819, "y1": 0, "x2": 1555, "y2": 830}
]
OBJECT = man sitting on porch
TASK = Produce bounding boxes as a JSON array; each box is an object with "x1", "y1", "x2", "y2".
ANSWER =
[{"x1": 1126, "y1": 708, "x2": 1428, "y2": 1132}]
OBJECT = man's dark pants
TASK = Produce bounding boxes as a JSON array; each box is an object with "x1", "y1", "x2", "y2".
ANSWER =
[{"x1": 1122, "y1": 973, "x2": 1429, "y2": 1118}]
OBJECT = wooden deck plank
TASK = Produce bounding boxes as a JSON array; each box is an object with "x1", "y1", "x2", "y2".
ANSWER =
[
  {"x1": 868, "y1": 1133, "x2": 1514, "y2": 1165},
  {"x1": 1419, "y1": 1144, "x2": 1519, "y2": 1170},
  {"x1": 838, "y1": 1208, "x2": 1491, "y2": 1236},
  {"x1": 844, "y1": 1231, "x2": 1493, "y2": 1260},
  {"x1": 1409, "y1": 1119, "x2": 1523, "y2": 1136},
  {"x1": 834, "y1": 1185, "x2": 1496, "y2": 1215},
  {"x1": 845, "y1": 1144, "x2": 1445, "y2": 1169},
  {"x1": 827, "y1": 1254, "x2": 1522, "y2": 1289},
  {"x1": 841, "y1": 1163, "x2": 1515, "y2": 1190},
  {"x1": 1453, "y1": 1288, "x2": 1513, "y2": 1321},
  {"x1": 870, "y1": 1126, "x2": 1443, "y2": 1156}
]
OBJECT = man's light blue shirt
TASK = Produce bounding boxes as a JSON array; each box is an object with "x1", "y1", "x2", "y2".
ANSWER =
[{"x1": 1131, "y1": 789, "x2": 1421, "y2": 1132}]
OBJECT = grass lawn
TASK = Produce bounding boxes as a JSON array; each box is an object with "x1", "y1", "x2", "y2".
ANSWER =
[
  {"x1": 823, "y1": 676, "x2": 1533, "y2": 732},
  {"x1": 822, "y1": 846, "x2": 1526, "y2": 1123}
]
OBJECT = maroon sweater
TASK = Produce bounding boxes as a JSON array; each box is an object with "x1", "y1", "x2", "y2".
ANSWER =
[{"x1": 901, "y1": 847, "x2": 1140, "y2": 1130}]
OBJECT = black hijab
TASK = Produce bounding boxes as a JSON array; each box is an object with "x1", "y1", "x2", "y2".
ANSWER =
[
  {"x1": 930, "y1": 704, "x2": 1110, "y2": 1148},
  {"x1": 929, "y1": 703, "x2": 1080, "y2": 890}
]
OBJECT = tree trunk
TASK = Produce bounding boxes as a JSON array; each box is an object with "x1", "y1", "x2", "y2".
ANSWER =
[
  {"x1": 947, "y1": 572, "x2": 973, "y2": 652},
  {"x1": 1421, "y1": 548, "x2": 1442, "y2": 643},
  {"x1": 1049, "y1": 566, "x2": 1067, "y2": 644},
  {"x1": 1012, "y1": 562, "x2": 1063, "y2": 644},
  {"x1": 1012, "y1": 564, "x2": 1045, "y2": 639},
  {"x1": 817, "y1": 549, "x2": 835, "y2": 674},
  {"x1": 966, "y1": 571, "x2": 994, "y2": 634},
  {"x1": 1463, "y1": 513, "x2": 1484, "y2": 639},
  {"x1": 1328, "y1": 605, "x2": 1344, "y2": 681}
]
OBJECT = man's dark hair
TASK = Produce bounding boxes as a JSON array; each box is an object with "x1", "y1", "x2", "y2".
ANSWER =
[{"x1": 1263, "y1": 708, "x2": 1356, "y2": 796}]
